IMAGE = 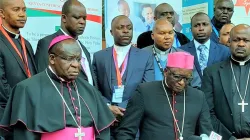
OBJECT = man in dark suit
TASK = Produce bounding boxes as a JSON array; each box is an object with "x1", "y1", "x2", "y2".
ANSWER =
[
  {"x1": 180, "y1": 12, "x2": 230, "y2": 88},
  {"x1": 92, "y1": 15, "x2": 154, "y2": 138},
  {"x1": 115, "y1": 52, "x2": 213, "y2": 140},
  {"x1": 35, "y1": 0, "x2": 96, "y2": 86},
  {"x1": 0, "y1": 0, "x2": 37, "y2": 117},
  {"x1": 137, "y1": 3, "x2": 190, "y2": 49},
  {"x1": 202, "y1": 24, "x2": 250, "y2": 140},
  {"x1": 0, "y1": 0, "x2": 37, "y2": 138},
  {"x1": 210, "y1": 0, "x2": 234, "y2": 43}
]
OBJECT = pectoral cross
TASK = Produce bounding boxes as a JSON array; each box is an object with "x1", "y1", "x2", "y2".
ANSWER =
[
  {"x1": 238, "y1": 100, "x2": 248, "y2": 112},
  {"x1": 75, "y1": 128, "x2": 85, "y2": 140}
]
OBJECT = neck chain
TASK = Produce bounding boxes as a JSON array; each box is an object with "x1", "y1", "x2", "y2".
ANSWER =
[
  {"x1": 152, "y1": 46, "x2": 171, "y2": 74},
  {"x1": 230, "y1": 61, "x2": 250, "y2": 112},
  {"x1": 162, "y1": 79, "x2": 185, "y2": 140},
  {"x1": 46, "y1": 69, "x2": 82, "y2": 128}
]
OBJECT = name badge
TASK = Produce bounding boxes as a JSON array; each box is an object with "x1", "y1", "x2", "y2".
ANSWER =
[
  {"x1": 209, "y1": 131, "x2": 222, "y2": 140},
  {"x1": 112, "y1": 85, "x2": 124, "y2": 103}
]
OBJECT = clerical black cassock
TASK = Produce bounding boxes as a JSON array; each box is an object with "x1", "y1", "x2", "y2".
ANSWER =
[
  {"x1": 0, "y1": 68, "x2": 115, "y2": 140},
  {"x1": 115, "y1": 81, "x2": 213, "y2": 140},
  {"x1": 231, "y1": 58, "x2": 250, "y2": 138}
]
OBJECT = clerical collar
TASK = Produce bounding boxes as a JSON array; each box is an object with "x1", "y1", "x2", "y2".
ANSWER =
[
  {"x1": 231, "y1": 56, "x2": 250, "y2": 66},
  {"x1": 194, "y1": 39, "x2": 210, "y2": 50},
  {"x1": 2, "y1": 25, "x2": 20, "y2": 39},
  {"x1": 60, "y1": 28, "x2": 78, "y2": 40},
  {"x1": 114, "y1": 44, "x2": 131, "y2": 53},
  {"x1": 48, "y1": 66, "x2": 66, "y2": 82},
  {"x1": 154, "y1": 45, "x2": 171, "y2": 55}
]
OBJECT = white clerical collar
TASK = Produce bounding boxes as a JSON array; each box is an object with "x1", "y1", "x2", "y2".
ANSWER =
[
  {"x1": 2, "y1": 25, "x2": 20, "y2": 39},
  {"x1": 114, "y1": 44, "x2": 131, "y2": 53},
  {"x1": 154, "y1": 46, "x2": 171, "y2": 55},
  {"x1": 231, "y1": 56, "x2": 250, "y2": 66},
  {"x1": 194, "y1": 39, "x2": 211, "y2": 50},
  {"x1": 48, "y1": 66, "x2": 66, "y2": 81}
]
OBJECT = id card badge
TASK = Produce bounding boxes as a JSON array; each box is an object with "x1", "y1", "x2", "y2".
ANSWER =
[
  {"x1": 209, "y1": 131, "x2": 222, "y2": 140},
  {"x1": 112, "y1": 85, "x2": 124, "y2": 103}
]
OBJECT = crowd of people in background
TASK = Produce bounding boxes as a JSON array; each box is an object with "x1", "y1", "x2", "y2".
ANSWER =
[{"x1": 0, "y1": 0, "x2": 250, "y2": 140}]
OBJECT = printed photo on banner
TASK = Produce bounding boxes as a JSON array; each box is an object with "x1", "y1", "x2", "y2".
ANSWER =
[{"x1": 105, "y1": 0, "x2": 182, "y2": 47}]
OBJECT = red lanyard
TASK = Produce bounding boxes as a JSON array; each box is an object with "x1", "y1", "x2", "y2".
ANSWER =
[
  {"x1": 0, "y1": 26, "x2": 31, "y2": 78},
  {"x1": 112, "y1": 48, "x2": 129, "y2": 86}
]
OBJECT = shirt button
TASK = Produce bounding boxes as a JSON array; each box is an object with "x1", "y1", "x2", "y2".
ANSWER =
[
  {"x1": 175, "y1": 110, "x2": 178, "y2": 112},
  {"x1": 174, "y1": 101, "x2": 177, "y2": 104},
  {"x1": 75, "y1": 107, "x2": 78, "y2": 110},
  {"x1": 72, "y1": 97, "x2": 75, "y2": 101}
]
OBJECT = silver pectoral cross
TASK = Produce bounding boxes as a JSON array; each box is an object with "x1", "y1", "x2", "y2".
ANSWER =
[
  {"x1": 75, "y1": 128, "x2": 85, "y2": 140},
  {"x1": 238, "y1": 100, "x2": 248, "y2": 112}
]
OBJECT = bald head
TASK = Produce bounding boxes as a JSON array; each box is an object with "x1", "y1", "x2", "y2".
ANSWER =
[
  {"x1": 110, "y1": 15, "x2": 133, "y2": 46},
  {"x1": 219, "y1": 23, "x2": 234, "y2": 46},
  {"x1": 229, "y1": 24, "x2": 250, "y2": 61},
  {"x1": 0, "y1": 0, "x2": 26, "y2": 33},
  {"x1": 230, "y1": 24, "x2": 250, "y2": 42},
  {"x1": 151, "y1": 17, "x2": 174, "y2": 51},
  {"x1": 152, "y1": 17, "x2": 173, "y2": 32},
  {"x1": 154, "y1": 3, "x2": 175, "y2": 25},
  {"x1": 61, "y1": 0, "x2": 86, "y2": 39},
  {"x1": 62, "y1": 0, "x2": 85, "y2": 15}
]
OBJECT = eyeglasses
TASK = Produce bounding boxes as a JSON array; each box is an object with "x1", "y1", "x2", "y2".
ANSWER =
[
  {"x1": 52, "y1": 53, "x2": 81, "y2": 63},
  {"x1": 168, "y1": 69, "x2": 193, "y2": 83}
]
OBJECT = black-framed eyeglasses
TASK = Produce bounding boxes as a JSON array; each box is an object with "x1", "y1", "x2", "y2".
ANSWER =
[
  {"x1": 168, "y1": 69, "x2": 193, "y2": 83},
  {"x1": 52, "y1": 53, "x2": 81, "y2": 63}
]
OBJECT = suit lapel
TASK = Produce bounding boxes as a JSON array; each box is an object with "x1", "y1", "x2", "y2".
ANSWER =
[
  {"x1": 105, "y1": 47, "x2": 113, "y2": 90},
  {"x1": 25, "y1": 40, "x2": 37, "y2": 74},
  {"x1": 188, "y1": 41, "x2": 202, "y2": 77},
  {"x1": 0, "y1": 33, "x2": 28, "y2": 77},
  {"x1": 219, "y1": 60, "x2": 233, "y2": 112},
  {"x1": 125, "y1": 47, "x2": 137, "y2": 86},
  {"x1": 207, "y1": 41, "x2": 218, "y2": 66}
]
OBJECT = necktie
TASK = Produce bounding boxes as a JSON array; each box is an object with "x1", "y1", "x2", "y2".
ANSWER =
[
  {"x1": 198, "y1": 45, "x2": 208, "y2": 73},
  {"x1": 81, "y1": 57, "x2": 88, "y2": 80}
]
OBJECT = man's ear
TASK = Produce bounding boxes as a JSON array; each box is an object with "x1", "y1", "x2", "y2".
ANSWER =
[
  {"x1": 0, "y1": 9, "x2": 5, "y2": 19},
  {"x1": 49, "y1": 54, "x2": 56, "y2": 65},
  {"x1": 61, "y1": 14, "x2": 67, "y2": 23}
]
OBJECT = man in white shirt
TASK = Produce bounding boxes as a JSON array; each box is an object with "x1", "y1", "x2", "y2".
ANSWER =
[
  {"x1": 93, "y1": 15, "x2": 154, "y2": 139},
  {"x1": 35, "y1": 0, "x2": 96, "y2": 86}
]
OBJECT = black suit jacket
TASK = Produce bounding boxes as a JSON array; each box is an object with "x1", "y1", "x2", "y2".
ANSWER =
[
  {"x1": 0, "y1": 31, "x2": 37, "y2": 119},
  {"x1": 35, "y1": 30, "x2": 97, "y2": 86},
  {"x1": 201, "y1": 59, "x2": 237, "y2": 140},
  {"x1": 137, "y1": 30, "x2": 190, "y2": 49}
]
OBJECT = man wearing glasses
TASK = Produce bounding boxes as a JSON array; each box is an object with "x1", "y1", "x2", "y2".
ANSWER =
[
  {"x1": 0, "y1": 35, "x2": 115, "y2": 140},
  {"x1": 115, "y1": 52, "x2": 213, "y2": 140}
]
